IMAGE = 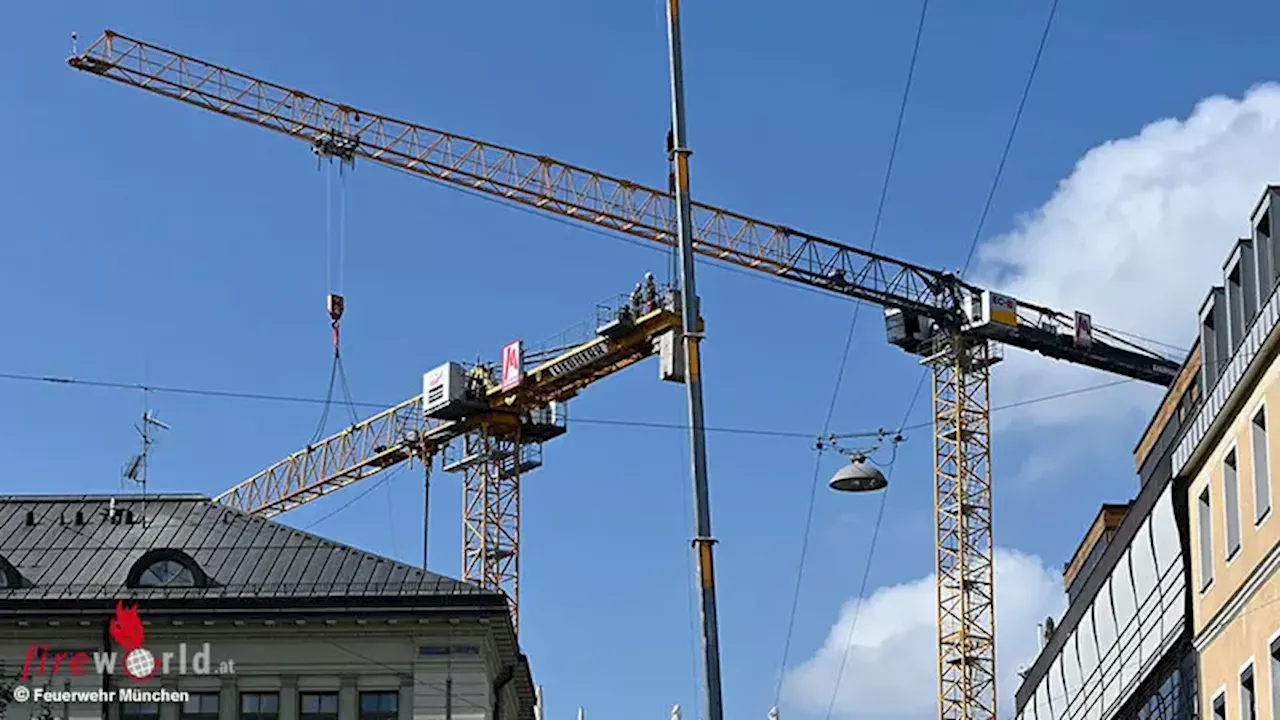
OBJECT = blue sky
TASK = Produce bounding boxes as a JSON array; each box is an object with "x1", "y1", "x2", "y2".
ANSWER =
[{"x1": 5, "y1": 1, "x2": 1280, "y2": 719}]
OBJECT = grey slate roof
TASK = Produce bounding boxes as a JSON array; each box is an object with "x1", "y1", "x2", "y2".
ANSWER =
[{"x1": 0, "y1": 494, "x2": 502, "y2": 607}]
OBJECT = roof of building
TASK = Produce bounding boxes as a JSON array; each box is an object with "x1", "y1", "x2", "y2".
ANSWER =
[
  {"x1": 0, "y1": 494, "x2": 500, "y2": 606},
  {"x1": 0, "y1": 493, "x2": 536, "y2": 720}
]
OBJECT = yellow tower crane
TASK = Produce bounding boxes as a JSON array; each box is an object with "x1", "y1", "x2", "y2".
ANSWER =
[
  {"x1": 70, "y1": 30, "x2": 1181, "y2": 720},
  {"x1": 214, "y1": 291, "x2": 694, "y2": 634}
]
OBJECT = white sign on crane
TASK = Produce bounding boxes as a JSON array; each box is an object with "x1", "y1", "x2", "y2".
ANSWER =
[
  {"x1": 501, "y1": 340, "x2": 523, "y2": 391},
  {"x1": 1074, "y1": 311, "x2": 1094, "y2": 349}
]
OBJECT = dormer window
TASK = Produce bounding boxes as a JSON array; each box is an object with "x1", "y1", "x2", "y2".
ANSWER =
[
  {"x1": 0, "y1": 555, "x2": 24, "y2": 589},
  {"x1": 138, "y1": 559, "x2": 196, "y2": 588},
  {"x1": 126, "y1": 549, "x2": 207, "y2": 589}
]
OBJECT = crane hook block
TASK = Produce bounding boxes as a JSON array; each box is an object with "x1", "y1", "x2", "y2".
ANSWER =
[{"x1": 327, "y1": 293, "x2": 345, "y2": 324}]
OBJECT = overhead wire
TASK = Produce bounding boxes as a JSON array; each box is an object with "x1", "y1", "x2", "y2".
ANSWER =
[
  {"x1": 0, "y1": 370, "x2": 1143, "y2": 441},
  {"x1": 773, "y1": 0, "x2": 932, "y2": 709},
  {"x1": 823, "y1": 440, "x2": 901, "y2": 720},
  {"x1": 817, "y1": 0, "x2": 1064, "y2": 714}
]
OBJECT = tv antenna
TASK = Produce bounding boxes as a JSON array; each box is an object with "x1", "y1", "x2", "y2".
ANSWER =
[{"x1": 122, "y1": 394, "x2": 171, "y2": 499}]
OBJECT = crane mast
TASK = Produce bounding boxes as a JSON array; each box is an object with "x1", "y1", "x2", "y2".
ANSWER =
[{"x1": 71, "y1": 30, "x2": 1182, "y2": 720}]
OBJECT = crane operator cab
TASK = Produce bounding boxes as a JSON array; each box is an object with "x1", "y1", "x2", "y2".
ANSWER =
[
  {"x1": 885, "y1": 289, "x2": 1023, "y2": 357},
  {"x1": 422, "y1": 362, "x2": 493, "y2": 420}
]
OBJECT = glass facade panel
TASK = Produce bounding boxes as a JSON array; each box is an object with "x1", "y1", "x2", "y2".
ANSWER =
[
  {"x1": 1151, "y1": 487, "x2": 1180, "y2": 574},
  {"x1": 1063, "y1": 634, "x2": 1083, "y2": 708},
  {"x1": 1050, "y1": 657, "x2": 1069, "y2": 720},
  {"x1": 1078, "y1": 607, "x2": 1100, "y2": 686},
  {"x1": 1110, "y1": 646, "x2": 1196, "y2": 720}
]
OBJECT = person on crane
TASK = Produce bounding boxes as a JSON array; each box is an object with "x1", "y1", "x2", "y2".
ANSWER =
[
  {"x1": 630, "y1": 283, "x2": 644, "y2": 316},
  {"x1": 643, "y1": 272, "x2": 658, "y2": 311}
]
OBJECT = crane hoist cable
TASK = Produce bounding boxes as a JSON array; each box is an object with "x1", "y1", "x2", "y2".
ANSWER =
[{"x1": 310, "y1": 162, "x2": 361, "y2": 445}]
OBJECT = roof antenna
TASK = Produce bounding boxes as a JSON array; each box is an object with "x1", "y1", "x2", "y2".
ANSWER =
[{"x1": 122, "y1": 388, "x2": 170, "y2": 525}]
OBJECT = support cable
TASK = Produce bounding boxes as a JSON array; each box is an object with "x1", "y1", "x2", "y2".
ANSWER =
[
  {"x1": 772, "y1": 0, "x2": 932, "y2": 710},
  {"x1": 819, "y1": 1, "x2": 1062, "y2": 715},
  {"x1": 959, "y1": 0, "x2": 1061, "y2": 279},
  {"x1": 0, "y1": 368, "x2": 1131, "y2": 436}
]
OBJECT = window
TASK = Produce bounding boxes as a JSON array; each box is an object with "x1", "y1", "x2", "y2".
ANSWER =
[
  {"x1": 1242, "y1": 664, "x2": 1257, "y2": 720},
  {"x1": 0, "y1": 555, "x2": 22, "y2": 589},
  {"x1": 181, "y1": 692, "x2": 220, "y2": 720},
  {"x1": 138, "y1": 559, "x2": 196, "y2": 588},
  {"x1": 120, "y1": 703, "x2": 160, "y2": 720},
  {"x1": 1199, "y1": 488, "x2": 1214, "y2": 590},
  {"x1": 125, "y1": 549, "x2": 206, "y2": 589},
  {"x1": 241, "y1": 692, "x2": 280, "y2": 720},
  {"x1": 1254, "y1": 407, "x2": 1271, "y2": 524},
  {"x1": 359, "y1": 691, "x2": 399, "y2": 720},
  {"x1": 1226, "y1": 450, "x2": 1243, "y2": 559},
  {"x1": 300, "y1": 692, "x2": 339, "y2": 720},
  {"x1": 1270, "y1": 637, "x2": 1280, "y2": 720},
  {"x1": 1213, "y1": 692, "x2": 1226, "y2": 720}
]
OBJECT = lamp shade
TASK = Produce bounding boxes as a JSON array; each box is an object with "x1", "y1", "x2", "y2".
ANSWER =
[{"x1": 829, "y1": 457, "x2": 888, "y2": 492}]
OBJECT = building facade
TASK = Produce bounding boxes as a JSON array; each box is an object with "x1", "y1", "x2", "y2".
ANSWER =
[
  {"x1": 0, "y1": 495, "x2": 536, "y2": 720},
  {"x1": 1176, "y1": 187, "x2": 1280, "y2": 720},
  {"x1": 1012, "y1": 301, "x2": 1207, "y2": 720}
]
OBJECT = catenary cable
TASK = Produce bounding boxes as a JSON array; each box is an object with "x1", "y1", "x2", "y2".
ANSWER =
[
  {"x1": 0, "y1": 369, "x2": 1141, "y2": 440},
  {"x1": 819, "y1": 0, "x2": 1063, "y2": 713},
  {"x1": 772, "y1": 0, "x2": 933, "y2": 709}
]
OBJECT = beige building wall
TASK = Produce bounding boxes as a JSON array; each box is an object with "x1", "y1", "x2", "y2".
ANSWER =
[
  {"x1": 1187, "y1": 342, "x2": 1280, "y2": 720},
  {"x1": 0, "y1": 619, "x2": 514, "y2": 720},
  {"x1": 1197, "y1": 576, "x2": 1280, "y2": 720}
]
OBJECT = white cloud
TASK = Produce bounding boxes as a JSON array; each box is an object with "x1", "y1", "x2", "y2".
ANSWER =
[
  {"x1": 972, "y1": 83, "x2": 1280, "y2": 429},
  {"x1": 780, "y1": 548, "x2": 1066, "y2": 720}
]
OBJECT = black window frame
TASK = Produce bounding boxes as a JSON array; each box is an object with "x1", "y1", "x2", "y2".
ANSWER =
[
  {"x1": 1253, "y1": 406, "x2": 1271, "y2": 525},
  {"x1": 1270, "y1": 636, "x2": 1280, "y2": 720},
  {"x1": 240, "y1": 691, "x2": 281, "y2": 720},
  {"x1": 1225, "y1": 449, "x2": 1242, "y2": 559},
  {"x1": 119, "y1": 702, "x2": 161, "y2": 720},
  {"x1": 1199, "y1": 487, "x2": 1215, "y2": 591},
  {"x1": 1242, "y1": 663, "x2": 1257, "y2": 720},
  {"x1": 359, "y1": 690, "x2": 399, "y2": 720},
  {"x1": 180, "y1": 691, "x2": 221, "y2": 720},
  {"x1": 299, "y1": 691, "x2": 340, "y2": 720}
]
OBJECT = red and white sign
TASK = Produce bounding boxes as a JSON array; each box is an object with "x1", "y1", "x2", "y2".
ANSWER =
[
  {"x1": 501, "y1": 340, "x2": 523, "y2": 391},
  {"x1": 1074, "y1": 311, "x2": 1093, "y2": 349}
]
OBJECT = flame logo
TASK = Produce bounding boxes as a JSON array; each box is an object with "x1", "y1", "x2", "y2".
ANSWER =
[{"x1": 110, "y1": 601, "x2": 145, "y2": 651}]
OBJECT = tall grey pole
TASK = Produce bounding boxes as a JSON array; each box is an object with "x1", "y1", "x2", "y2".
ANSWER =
[
  {"x1": 422, "y1": 464, "x2": 431, "y2": 569},
  {"x1": 663, "y1": 2, "x2": 726, "y2": 720}
]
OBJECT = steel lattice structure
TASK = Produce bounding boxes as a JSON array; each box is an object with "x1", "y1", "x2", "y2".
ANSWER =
[
  {"x1": 445, "y1": 421, "x2": 533, "y2": 630},
  {"x1": 71, "y1": 30, "x2": 1183, "y2": 720},
  {"x1": 932, "y1": 338, "x2": 998, "y2": 720}
]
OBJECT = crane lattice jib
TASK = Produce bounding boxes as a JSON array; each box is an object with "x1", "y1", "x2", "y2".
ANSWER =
[
  {"x1": 68, "y1": 31, "x2": 1180, "y2": 386},
  {"x1": 69, "y1": 31, "x2": 951, "y2": 318},
  {"x1": 213, "y1": 305, "x2": 683, "y2": 517}
]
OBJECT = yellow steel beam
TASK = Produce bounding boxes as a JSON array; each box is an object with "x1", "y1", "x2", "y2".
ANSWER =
[{"x1": 214, "y1": 305, "x2": 685, "y2": 517}]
